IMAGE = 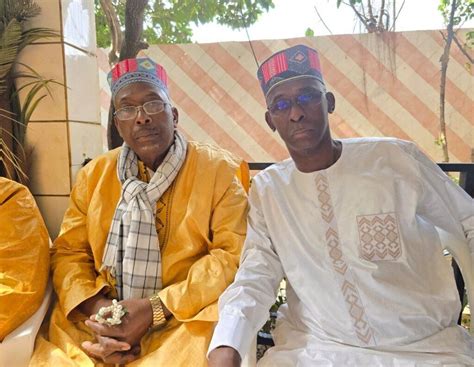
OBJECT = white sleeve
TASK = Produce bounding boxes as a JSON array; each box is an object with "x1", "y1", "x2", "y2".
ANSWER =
[
  {"x1": 208, "y1": 183, "x2": 284, "y2": 358},
  {"x1": 412, "y1": 145, "x2": 474, "y2": 255}
]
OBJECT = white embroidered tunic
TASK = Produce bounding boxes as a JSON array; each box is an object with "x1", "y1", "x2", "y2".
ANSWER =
[{"x1": 210, "y1": 138, "x2": 474, "y2": 366}]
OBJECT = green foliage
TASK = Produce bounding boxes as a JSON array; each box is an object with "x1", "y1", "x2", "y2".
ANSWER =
[
  {"x1": 0, "y1": 0, "x2": 59, "y2": 181},
  {"x1": 0, "y1": 0, "x2": 40, "y2": 23},
  {"x1": 305, "y1": 27, "x2": 315, "y2": 37},
  {"x1": 95, "y1": 0, "x2": 274, "y2": 48},
  {"x1": 0, "y1": 19, "x2": 21, "y2": 94},
  {"x1": 439, "y1": 0, "x2": 474, "y2": 44},
  {"x1": 439, "y1": 0, "x2": 474, "y2": 24}
]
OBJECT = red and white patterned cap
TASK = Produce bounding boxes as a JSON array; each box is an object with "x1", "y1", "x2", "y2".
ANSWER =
[{"x1": 108, "y1": 58, "x2": 169, "y2": 98}]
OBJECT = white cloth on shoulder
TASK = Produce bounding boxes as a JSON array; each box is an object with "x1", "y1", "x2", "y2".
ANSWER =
[{"x1": 101, "y1": 131, "x2": 187, "y2": 299}]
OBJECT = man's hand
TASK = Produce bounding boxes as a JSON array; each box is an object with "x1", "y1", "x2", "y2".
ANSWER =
[
  {"x1": 77, "y1": 293, "x2": 111, "y2": 317},
  {"x1": 82, "y1": 337, "x2": 140, "y2": 365},
  {"x1": 208, "y1": 346, "x2": 241, "y2": 367},
  {"x1": 85, "y1": 298, "x2": 153, "y2": 347},
  {"x1": 82, "y1": 298, "x2": 153, "y2": 363}
]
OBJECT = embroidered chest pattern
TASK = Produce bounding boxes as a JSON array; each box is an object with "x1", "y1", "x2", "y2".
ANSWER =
[
  {"x1": 315, "y1": 173, "x2": 376, "y2": 346},
  {"x1": 357, "y1": 213, "x2": 402, "y2": 261}
]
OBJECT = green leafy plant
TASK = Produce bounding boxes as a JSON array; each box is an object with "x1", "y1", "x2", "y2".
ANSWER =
[
  {"x1": 0, "y1": 0, "x2": 58, "y2": 182},
  {"x1": 95, "y1": 0, "x2": 274, "y2": 63},
  {"x1": 94, "y1": 0, "x2": 275, "y2": 149}
]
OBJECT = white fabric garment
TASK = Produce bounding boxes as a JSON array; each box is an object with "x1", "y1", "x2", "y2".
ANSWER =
[
  {"x1": 101, "y1": 131, "x2": 187, "y2": 299},
  {"x1": 209, "y1": 138, "x2": 474, "y2": 366}
]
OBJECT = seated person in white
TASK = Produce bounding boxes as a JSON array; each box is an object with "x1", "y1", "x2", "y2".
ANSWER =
[{"x1": 208, "y1": 44, "x2": 474, "y2": 366}]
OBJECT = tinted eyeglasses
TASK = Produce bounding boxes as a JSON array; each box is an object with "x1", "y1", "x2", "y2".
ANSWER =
[
  {"x1": 268, "y1": 91, "x2": 323, "y2": 115},
  {"x1": 114, "y1": 100, "x2": 169, "y2": 121}
]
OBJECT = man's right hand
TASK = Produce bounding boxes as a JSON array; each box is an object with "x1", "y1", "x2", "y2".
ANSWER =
[{"x1": 208, "y1": 346, "x2": 241, "y2": 367}]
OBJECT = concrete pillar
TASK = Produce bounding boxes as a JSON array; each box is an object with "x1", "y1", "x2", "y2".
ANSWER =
[{"x1": 18, "y1": 0, "x2": 103, "y2": 238}]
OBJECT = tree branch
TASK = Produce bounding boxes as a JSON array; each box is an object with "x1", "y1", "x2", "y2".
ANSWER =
[
  {"x1": 346, "y1": 2, "x2": 371, "y2": 32},
  {"x1": 313, "y1": 5, "x2": 333, "y2": 35},
  {"x1": 390, "y1": 0, "x2": 406, "y2": 32},
  {"x1": 378, "y1": 0, "x2": 386, "y2": 30},
  {"x1": 439, "y1": 0, "x2": 458, "y2": 163},
  {"x1": 99, "y1": 0, "x2": 122, "y2": 65},
  {"x1": 453, "y1": 33, "x2": 474, "y2": 64},
  {"x1": 367, "y1": 0, "x2": 375, "y2": 21}
]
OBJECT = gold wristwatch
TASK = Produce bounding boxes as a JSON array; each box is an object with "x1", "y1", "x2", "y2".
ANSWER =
[{"x1": 149, "y1": 293, "x2": 167, "y2": 329}]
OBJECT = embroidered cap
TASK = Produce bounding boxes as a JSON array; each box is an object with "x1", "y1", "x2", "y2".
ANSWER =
[
  {"x1": 257, "y1": 44, "x2": 325, "y2": 97},
  {"x1": 108, "y1": 57, "x2": 169, "y2": 98}
]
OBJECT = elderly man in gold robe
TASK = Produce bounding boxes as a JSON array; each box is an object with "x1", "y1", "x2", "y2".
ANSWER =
[
  {"x1": 0, "y1": 177, "x2": 49, "y2": 341},
  {"x1": 31, "y1": 58, "x2": 249, "y2": 366}
]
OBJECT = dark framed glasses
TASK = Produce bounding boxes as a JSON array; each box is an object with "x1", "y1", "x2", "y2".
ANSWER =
[
  {"x1": 114, "y1": 100, "x2": 169, "y2": 121},
  {"x1": 268, "y1": 91, "x2": 323, "y2": 115}
]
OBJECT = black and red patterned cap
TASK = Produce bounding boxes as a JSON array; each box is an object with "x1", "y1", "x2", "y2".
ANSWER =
[{"x1": 257, "y1": 44, "x2": 325, "y2": 97}]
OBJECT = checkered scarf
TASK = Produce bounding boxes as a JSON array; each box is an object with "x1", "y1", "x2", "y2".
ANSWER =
[{"x1": 101, "y1": 131, "x2": 187, "y2": 300}]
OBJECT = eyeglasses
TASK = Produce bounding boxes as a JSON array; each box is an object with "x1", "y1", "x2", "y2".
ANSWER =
[
  {"x1": 268, "y1": 91, "x2": 323, "y2": 115},
  {"x1": 114, "y1": 100, "x2": 169, "y2": 121}
]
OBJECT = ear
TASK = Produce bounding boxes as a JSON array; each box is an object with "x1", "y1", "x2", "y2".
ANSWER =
[
  {"x1": 172, "y1": 107, "x2": 179, "y2": 128},
  {"x1": 326, "y1": 92, "x2": 335, "y2": 114},
  {"x1": 265, "y1": 111, "x2": 276, "y2": 132}
]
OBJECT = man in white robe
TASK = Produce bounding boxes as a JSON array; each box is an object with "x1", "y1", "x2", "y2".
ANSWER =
[{"x1": 207, "y1": 44, "x2": 474, "y2": 366}]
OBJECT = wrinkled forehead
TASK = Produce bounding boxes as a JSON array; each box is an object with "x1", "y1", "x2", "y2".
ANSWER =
[{"x1": 265, "y1": 76, "x2": 326, "y2": 104}]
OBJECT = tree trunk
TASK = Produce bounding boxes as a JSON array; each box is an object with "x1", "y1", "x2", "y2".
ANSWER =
[
  {"x1": 119, "y1": 0, "x2": 149, "y2": 60},
  {"x1": 439, "y1": 0, "x2": 457, "y2": 163},
  {"x1": 107, "y1": 0, "x2": 150, "y2": 150}
]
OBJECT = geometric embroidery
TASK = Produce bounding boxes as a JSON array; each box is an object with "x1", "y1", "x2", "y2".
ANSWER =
[
  {"x1": 155, "y1": 197, "x2": 166, "y2": 234},
  {"x1": 291, "y1": 50, "x2": 307, "y2": 63},
  {"x1": 315, "y1": 173, "x2": 376, "y2": 346},
  {"x1": 357, "y1": 213, "x2": 402, "y2": 261}
]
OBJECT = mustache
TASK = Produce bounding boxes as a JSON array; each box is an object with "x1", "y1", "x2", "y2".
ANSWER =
[
  {"x1": 134, "y1": 128, "x2": 159, "y2": 138},
  {"x1": 290, "y1": 126, "x2": 314, "y2": 134}
]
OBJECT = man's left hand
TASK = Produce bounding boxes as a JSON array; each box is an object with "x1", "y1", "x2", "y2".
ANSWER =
[{"x1": 82, "y1": 337, "x2": 141, "y2": 365}]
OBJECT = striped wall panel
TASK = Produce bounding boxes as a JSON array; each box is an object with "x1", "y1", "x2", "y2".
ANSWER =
[{"x1": 97, "y1": 30, "x2": 473, "y2": 163}]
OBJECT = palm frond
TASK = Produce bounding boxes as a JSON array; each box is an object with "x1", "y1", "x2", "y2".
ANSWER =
[
  {"x1": 0, "y1": 130, "x2": 27, "y2": 181},
  {"x1": 0, "y1": 19, "x2": 22, "y2": 93},
  {"x1": 13, "y1": 62, "x2": 64, "y2": 100},
  {"x1": 21, "y1": 84, "x2": 47, "y2": 124},
  {"x1": 0, "y1": 22, "x2": 58, "y2": 94},
  {"x1": 0, "y1": 108, "x2": 16, "y2": 118},
  {"x1": 1, "y1": 0, "x2": 41, "y2": 23},
  {"x1": 0, "y1": 0, "x2": 58, "y2": 182},
  {"x1": 19, "y1": 27, "x2": 59, "y2": 50}
]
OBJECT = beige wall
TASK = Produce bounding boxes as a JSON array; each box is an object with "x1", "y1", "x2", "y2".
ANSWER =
[
  {"x1": 18, "y1": 0, "x2": 103, "y2": 238},
  {"x1": 97, "y1": 31, "x2": 473, "y2": 164}
]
